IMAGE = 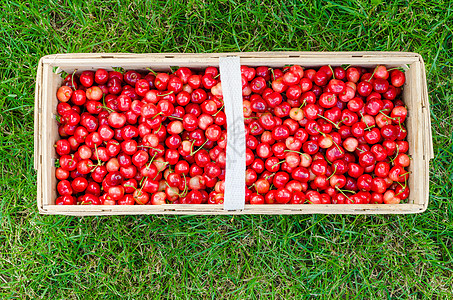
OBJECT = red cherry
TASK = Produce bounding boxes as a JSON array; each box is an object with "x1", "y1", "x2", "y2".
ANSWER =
[
  {"x1": 389, "y1": 166, "x2": 409, "y2": 182},
  {"x1": 79, "y1": 71, "x2": 94, "y2": 87},
  {"x1": 357, "y1": 81, "x2": 372, "y2": 96},
  {"x1": 93, "y1": 69, "x2": 108, "y2": 85},
  {"x1": 56, "y1": 195, "x2": 76, "y2": 205},
  {"x1": 394, "y1": 153, "x2": 410, "y2": 167},
  {"x1": 328, "y1": 79, "x2": 346, "y2": 94},
  {"x1": 275, "y1": 188, "x2": 291, "y2": 204},
  {"x1": 370, "y1": 144, "x2": 387, "y2": 161},
  {"x1": 85, "y1": 86, "x2": 103, "y2": 101},
  {"x1": 291, "y1": 167, "x2": 310, "y2": 182},
  {"x1": 57, "y1": 86, "x2": 73, "y2": 102},
  {"x1": 154, "y1": 73, "x2": 170, "y2": 91},
  {"x1": 374, "y1": 161, "x2": 390, "y2": 178},
  {"x1": 57, "y1": 179, "x2": 73, "y2": 196},
  {"x1": 390, "y1": 70, "x2": 406, "y2": 87},
  {"x1": 306, "y1": 190, "x2": 321, "y2": 204},
  {"x1": 364, "y1": 127, "x2": 382, "y2": 144},
  {"x1": 383, "y1": 190, "x2": 401, "y2": 204},
  {"x1": 250, "y1": 194, "x2": 265, "y2": 205}
]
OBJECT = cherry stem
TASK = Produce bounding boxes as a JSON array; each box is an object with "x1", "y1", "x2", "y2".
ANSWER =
[
  {"x1": 96, "y1": 105, "x2": 114, "y2": 113},
  {"x1": 314, "y1": 128, "x2": 326, "y2": 137},
  {"x1": 145, "y1": 153, "x2": 158, "y2": 169},
  {"x1": 141, "y1": 145, "x2": 161, "y2": 151},
  {"x1": 146, "y1": 68, "x2": 158, "y2": 76},
  {"x1": 271, "y1": 160, "x2": 286, "y2": 168},
  {"x1": 153, "y1": 162, "x2": 169, "y2": 180},
  {"x1": 155, "y1": 122, "x2": 163, "y2": 133},
  {"x1": 331, "y1": 139, "x2": 344, "y2": 154},
  {"x1": 212, "y1": 103, "x2": 225, "y2": 116},
  {"x1": 181, "y1": 175, "x2": 188, "y2": 197},
  {"x1": 386, "y1": 115, "x2": 405, "y2": 131},
  {"x1": 94, "y1": 144, "x2": 102, "y2": 166},
  {"x1": 269, "y1": 68, "x2": 275, "y2": 81},
  {"x1": 158, "y1": 91, "x2": 174, "y2": 97},
  {"x1": 368, "y1": 66, "x2": 378, "y2": 82},
  {"x1": 214, "y1": 73, "x2": 220, "y2": 79},
  {"x1": 336, "y1": 187, "x2": 356, "y2": 194},
  {"x1": 71, "y1": 69, "x2": 77, "y2": 89},
  {"x1": 390, "y1": 144, "x2": 400, "y2": 164},
  {"x1": 356, "y1": 147, "x2": 366, "y2": 154},
  {"x1": 395, "y1": 190, "x2": 404, "y2": 197},
  {"x1": 169, "y1": 115, "x2": 183, "y2": 120},
  {"x1": 123, "y1": 184, "x2": 137, "y2": 190},
  {"x1": 386, "y1": 67, "x2": 404, "y2": 72},
  {"x1": 379, "y1": 110, "x2": 404, "y2": 131},
  {"x1": 399, "y1": 171, "x2": 411, "y2": 177},
  {"x1": 179, "y1": 173, "x2": 188, "y2": 197},
  {"x1": 295, "y1": 100, "x2": 307, "y2": 113},
  {"x1": 328, "y1": 65, "x2": 335, "y2": 80},
  {"x1": 395, "y1": 177, "x2": 408, "y2": 197},
  {"x1": 360, "y1": 112, "x2": 375, "y2": 130},
  {"x1": 395, "y1": 180, "x2": 407, "y2": 190},
  {"x1": 152, "y1": 112, "x2": 163, "y2": 119},
  {"x1": 327, "y1": 164, "x2": 337, "y2": 180},
  {"x1": 335, "y1": 186, "x2": 354, "y2": 201},
  {"x1": 264, "y1": 172, "x2": 276, "y2": 181},
  {"x1": 284, "y1": 150, "x2": 304, "y2": 155},
  {"x1": 317, "y1": 114, "x2": 340, "y2": 129},
  {"x1": 165, "y1": 182, "x2": 182, "y2": 197},
  {"x1": 190, "y1": 139, "x2": 209, "y2": 156},
  {"x1": 138, "y1": 176, "x2": 148, "y2": 195},
  {"x1": 378, "y1": 111, "x2": 396, "y2": 120},
  {"x1": 139, "y1": 175, "x2": 147, "y2": 186},
  {"x1": 314, "y1": 128, "x2": 342, "y2": 153}
]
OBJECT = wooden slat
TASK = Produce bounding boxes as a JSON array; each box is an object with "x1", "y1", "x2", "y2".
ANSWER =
[
  {"x1": 37, "y1": 164, "x2": 43, "y2": 212},
  {"x1": 42, "y1": 57, "x2": 420, "y2": 71},
  {"x1": 42, "y1": 204, "x2": 425, "y2": 215},
  {"x1": 40, "y1": 51, "x2": 422, "y2": 60},
  {"x1": 34, "y1": 58, "x2": 43, "y2": 170},
  {"x1": 419, "y1": 56, "x2": 434, "y2": 159},
  {"x1": 403, "y1": 63, "x2": 414, "y2": 205},
  {"x1": 413, "y1": 61, "x2": 427, "y2": 206},
  {"x1": 41, "y1": 64, "x2": 53, "y2": 206}
]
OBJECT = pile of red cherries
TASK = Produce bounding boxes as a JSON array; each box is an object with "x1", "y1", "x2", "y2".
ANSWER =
[{"x1": 54, "y1": 64, "x2": 410, "y2": 205}]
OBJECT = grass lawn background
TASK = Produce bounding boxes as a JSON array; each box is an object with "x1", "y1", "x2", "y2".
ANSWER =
[{"x1": 1, "y1": 0, "x2": 452, "y2": 298}]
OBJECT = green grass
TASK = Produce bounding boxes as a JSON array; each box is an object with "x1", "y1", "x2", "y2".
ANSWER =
[{"x1": 0, "y1": 0, "x2": 452, "y2": 298}]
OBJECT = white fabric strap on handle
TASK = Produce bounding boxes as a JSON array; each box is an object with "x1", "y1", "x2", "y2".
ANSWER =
[{"x1": 219, "y1": 56, "x2": 246, "y2": 211}]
